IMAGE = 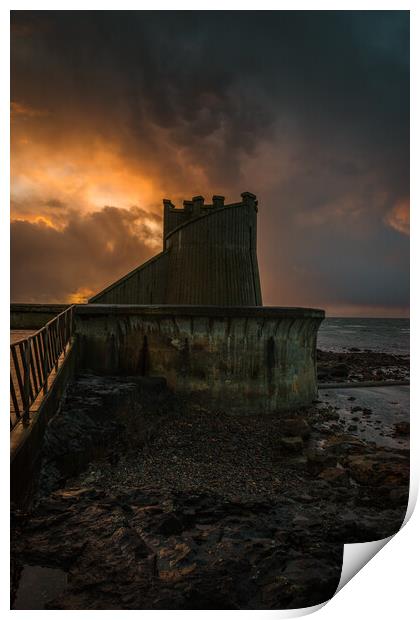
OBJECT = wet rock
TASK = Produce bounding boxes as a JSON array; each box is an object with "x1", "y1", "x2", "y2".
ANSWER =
[
  {"x1": 306, "y1": 449, "x2": 337, "y2": 475},
  {"x1": 343, "y1": 452, "x2": 409, "y2": 486},
  {"x1": 321, "y1": 408, "x2": 340, "y2": 421},
  {"x1": 292, "y1": 493, "x2": 314, "y2": 504},
  {"x1": 284, "y1": 456, "x2": 308, "y2": 470},
  {"x1": 323, "y1": 434, "x2": 369, "y2": 457},
  {"x1": 279, "y1": 437, "x2": 304, "y2": 453},
  {"x1": 329, "y1": 363, "x2": 349, "y2": 378},
  {"x1": 292, "y1": 515, "x2": 311, "y2": 526},
  {"x1": 318, "y1": 467, "x2": 349, "y2": 486},
  {"x1": 393, "y1": 421, "x2": 410, "y2": 436},
  {"x1": 12, "y1": 487, "x2": 345, "y2": 610},
  {"x1": 317, "y1": 349, "x2": 409, "y2": 384},
  {"x1": 329, "y1": 509, "x2": 401, "y2": 542},
  {"x1": 280, "y1": 419, "x2": 311, "y2": 439},
  {"x1": 153, "y1": 512, "x2": 184, "y2": 536},
  {"x1": 389, "y1": 487, "x2": 409, "y2": 506},
  {"x1": 317, "y1": 369, "x2": 330, "y2": 380},
  {"x1": 11, "y1": 370, "x2": 410, "y2": 610}
]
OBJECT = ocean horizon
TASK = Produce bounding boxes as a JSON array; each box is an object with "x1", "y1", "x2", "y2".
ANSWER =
[{"x1": 318, "y1": 317, "x2": 409, "y2": 355}]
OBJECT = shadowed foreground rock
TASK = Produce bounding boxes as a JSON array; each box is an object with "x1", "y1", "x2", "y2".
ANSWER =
[
  {"x1": 12, "y1": 488, "x2": 343, "y2": 609},
  {"x1": 11, "y1": 372, "x2": 409, "y2": 610}
]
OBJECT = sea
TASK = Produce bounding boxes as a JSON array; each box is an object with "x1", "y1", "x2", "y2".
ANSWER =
[{"x1": 317, "y1": 318, "x2": 410, "y2": 355}]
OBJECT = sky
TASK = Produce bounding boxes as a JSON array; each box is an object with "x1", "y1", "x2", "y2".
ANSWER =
[{"x1": 10, "y1": 10, "x2": 409, "y2": 316}]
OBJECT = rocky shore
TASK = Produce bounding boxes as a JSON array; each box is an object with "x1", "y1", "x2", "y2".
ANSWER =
[
  {"x1": 11, "y1": 361, "x2": 409, "y2": 610},
  {"x1": 317, "y1": 348, "x2": 409, "y2": 383}
]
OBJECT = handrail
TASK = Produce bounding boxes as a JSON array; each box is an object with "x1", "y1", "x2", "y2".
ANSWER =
[{"x1": 10, "y1": 305, "x2": 75, "y2": 430}]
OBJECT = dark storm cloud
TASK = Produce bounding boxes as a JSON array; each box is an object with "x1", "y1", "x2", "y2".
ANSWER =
[
  {"x1": 10, "y1": 10, "x2": 409, "y2": 313},
  {"x1": 11, "y1": 206, "x2": 161, "y2": 303},
  {"x1": 12, "y1": 11, "x2": 408, "y2": 184}
]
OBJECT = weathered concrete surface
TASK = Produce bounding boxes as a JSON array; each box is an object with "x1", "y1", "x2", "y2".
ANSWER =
[
  {"x1": 11, "y1": 304, "x2": 69, "y2": 330},
  {"x1": 75, "y1": 305, "x2": 324, "y2": 412}
]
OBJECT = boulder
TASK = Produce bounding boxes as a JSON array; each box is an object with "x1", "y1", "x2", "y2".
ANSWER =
[
  {"x1": 343, "y1": 452, "x2": 409, "y2": 486},
  {"x1": 280, "y1": 418, "x2": 311, "y2": 439},
  {"x1": 329, "y1": 363, "x2": 349, "y2": 378},
  {"x1": 306, "y1": 449, "x2": 337, "y2": 475},
  {"x1": 318, "y1": 467, "x2": 349, "y2": 486},
  {"x1": 323, "y1": 434, "x2": 369, "y2": 457},
  {"x1": 279, "y1": 436, "x2": 304, "y2": 454}
]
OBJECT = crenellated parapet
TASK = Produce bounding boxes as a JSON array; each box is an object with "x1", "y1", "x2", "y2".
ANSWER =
[{"x1": 163, "y1": 192, "x2": 258, "y2": 246}]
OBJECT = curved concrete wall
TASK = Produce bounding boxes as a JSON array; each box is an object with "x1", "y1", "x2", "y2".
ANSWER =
[{"x1": 75, "y1": 305, "x2": 324, "y2": 413}]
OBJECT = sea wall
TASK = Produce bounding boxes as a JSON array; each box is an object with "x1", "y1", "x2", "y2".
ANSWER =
[
  {"x1": 11, "y1": 304, "x2": 69, "y2": 330},
  {"x1": 75, "y1": 305, "x2": 324, "y2": 412}
]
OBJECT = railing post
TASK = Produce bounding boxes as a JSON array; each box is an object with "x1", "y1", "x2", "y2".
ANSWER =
[
  {"x1": 71, "y1": 305, "x2": 74, "y2": 339},
  {"x1": 55, "y1": 321, "x2": 59, "y2": 372},
  {"x1": 22, "y1": 340, "x2": 30, "y2": 425},
  {"x1": 64, "y1": 308, "x2": 69, "y2": 349},
  {"x1": 11, "y1": 306, "x2": 76, "y2": 431},
  {"x1": 43, "y1": 327, "x2": 48, "y2": 395}
]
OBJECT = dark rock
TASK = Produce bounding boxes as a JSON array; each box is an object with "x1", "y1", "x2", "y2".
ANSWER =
[
  {"x1": 10, "y1": 369, "x2": 409, "y2": 610},
  {"x1": 322, "y1": 408, "x2": 340, "y2": 421},
  {"x1": 280, "y1": 419, "x2": 311, "y2": 439},
  {"x1": 343, "y1": 452, "x2": 409, "y2": 486},
  {"x1": 318, "y1": 467, "x2": 349, "y2": 486},
  {"x1": 323, "y1": 434, "x2": 369, "y2": 457},
  {"x1": 393, "y1": 422, "x2": 410, "y2": 436},
  {"x1": 279, "y1": 436, "x2": 304, "y2": 453},
  {"x1": 389, "y1": 487, "x2": 409, "y2": 506},
  {"x1": 329, "y1": 363, "x2": 349, "y2": 378},
  {"x1": 306, "y1": 449, "x2": 337, "y2": 475}
]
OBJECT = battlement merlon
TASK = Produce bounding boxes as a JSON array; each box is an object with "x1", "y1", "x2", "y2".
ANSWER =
[
  {"x1": 241, "y1": 191, "x2": 258, "y2": 210},
  {"x1": 162, "y1": 192, "x2": 258, "y2": 246},
  {"x1": 212, "y1": 195, "x2": 225, "y2": 208},
  {"x1": 163, "y1": 192, "x2": 257, "y2": 214},
  {"x1": 192, "y1": 195, "x2": 204, "y2": 216}
]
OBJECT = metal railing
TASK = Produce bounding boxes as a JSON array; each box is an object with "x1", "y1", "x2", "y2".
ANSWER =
[{"x1": 10, "y1": 305, "x2": 75, "y2": 430}]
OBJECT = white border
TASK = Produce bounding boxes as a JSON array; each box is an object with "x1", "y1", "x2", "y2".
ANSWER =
[{"x1": 2, "y1": 3, "x2": 417, "y2": 618}]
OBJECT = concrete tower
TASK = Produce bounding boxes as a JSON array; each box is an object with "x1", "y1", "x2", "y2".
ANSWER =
[{"x1": 89, "y1": 192, "x2": 262, "y2": 306}]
